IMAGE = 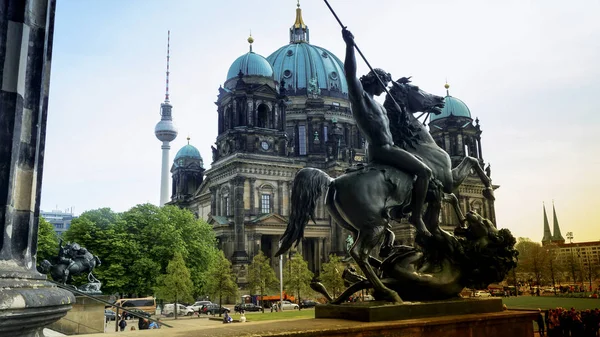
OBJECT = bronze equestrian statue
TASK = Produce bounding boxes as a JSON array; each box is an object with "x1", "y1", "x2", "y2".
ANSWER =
[
  {"x1": 276, "y1": 27, "x2": 513, "y2": 304},
  {"x1": 38, "y1": 239, "x2": 101, "y2": 287}
]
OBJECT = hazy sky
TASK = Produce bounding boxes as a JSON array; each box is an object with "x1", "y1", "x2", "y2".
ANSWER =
[{"x1": 41, "y1": 0, "x2": 600, "y2": 243}]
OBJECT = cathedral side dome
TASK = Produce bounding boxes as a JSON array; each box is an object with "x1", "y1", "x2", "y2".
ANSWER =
[
  {"x1": 175, "y1": 144, "x2": 202, "y2": 161},
  {"x1": 226, "y1": 51, "x2": 274, "y2": 82},
  {"x1": 174, "y1": 143, "x2": 203, "y2": 168},
  {"x1": 430, "y1": 94, "x2": 472, "y2": 122}
]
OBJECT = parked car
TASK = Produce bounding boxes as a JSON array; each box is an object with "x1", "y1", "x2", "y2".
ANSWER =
[
  {"x1": 190, "y1": 301, "x2": 213, "y2": 312},
  {"x1": 122, "y1": 308, "x2": 151, "y2": 320},
  {"x1": 299, "y1": 300, "x2": 317, "y2": 309},
  {"x1": 201, "y1": 303, "x2": 231, "y2": 315},
  {"x1": 474, "y1": 290, "x2": 491, "y2": 298},
  {"x1": 280, "y1": 300, "x2": 299, "y2": 310},
  {"x1": 234, "y1": 303, "x2": 262, "y2": 313},
  {"x1": 105, "y1": 309, "x2": 117, "y2": 321},
  {"x1": 163, "y1": 303, "x2": 194, "y2": 317}
]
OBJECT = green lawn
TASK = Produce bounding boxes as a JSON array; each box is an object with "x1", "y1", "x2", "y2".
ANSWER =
[
  {"x1": 503, "y1": 296, "x2": 600, "y2": 310},
  {"x1": 230, "y1": 309, "x2": 315, "y2": 322}
]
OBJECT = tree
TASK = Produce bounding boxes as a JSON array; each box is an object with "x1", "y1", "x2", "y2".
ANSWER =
[
  {"x1": 515, "y1": 238, "x2": 548, "y2": 294},
  {"x1": 283, "y1": 252, "x2": 313, "y2": 305},
  {"x1": 37, "y1": 217, "x2": 59, "y2": 262},
  {"x1": 247, "y1": 251, "x2": 278, "y2": 313},
  {"x1": 63, "y1": 204, "x2": 219, "y2": 297},
  {"x1": 204, "y1": 251, "x2": 238, "y2": 316},
  {"x1": 155, "y1": 251, "x2": 194, "y2": 319},
  {"x1": 320, "y1": 255, "x2": 345, "y2": 298}
]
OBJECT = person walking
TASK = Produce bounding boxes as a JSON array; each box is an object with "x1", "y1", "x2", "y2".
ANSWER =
[
  {"x1": 118, "y1": 317, "x2": 127, "y2": 332},
  {"x1": 536, "y1": 309, "x2": 545, "y2": 336}
]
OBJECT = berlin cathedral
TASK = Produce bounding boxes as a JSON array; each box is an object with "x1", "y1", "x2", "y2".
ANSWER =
[{"x1": 168, "y1": 4, "x2": 497, "y2": 284}]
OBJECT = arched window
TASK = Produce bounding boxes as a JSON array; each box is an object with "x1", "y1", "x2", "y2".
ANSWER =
[
  {"x1": 257, "y1": 104, "x2": 269, "y2": 128},
  {"x1": 221, "y1": 186, "x2": 230, "y2": 216},
  {"x1": 258, "y1": 184, "x2": 274, "y2": 214},
  {"x1": 224, "y1": 108, "x2": 232, "y2": 130}
]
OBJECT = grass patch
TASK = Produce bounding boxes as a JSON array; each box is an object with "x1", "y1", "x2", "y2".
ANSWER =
[
  {"x1": 503, "y1": 296, "x2": 600, "y2": 310},
  {"x1": 230, "y1": 309, "x2": 314, "y2": 322}
]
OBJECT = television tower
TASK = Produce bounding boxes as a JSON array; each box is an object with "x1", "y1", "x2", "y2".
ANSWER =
[{"x1": 154, "y1": 31, "x2": 178, "y2": 206}]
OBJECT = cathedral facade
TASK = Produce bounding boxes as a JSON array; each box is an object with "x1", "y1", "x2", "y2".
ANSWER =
[{"x1": 169, "y1": 4, "x2": 497, "y2": 284}]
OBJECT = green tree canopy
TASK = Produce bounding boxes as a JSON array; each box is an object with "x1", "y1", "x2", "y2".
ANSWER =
[
  {"x1": 204, "y1": 251, "x2": 238, "y2": 315},
  {"x1": 62, "y1": 204, "x2": 219, "y2": 297},
  {"x1": 37, "y1": 216, "x2": 59, "y2": 262},
  {"x1": 247, "y1": 251, "x2": 278, "y2": 312},
  {"x1": 320, "y1": 254, "x2": 345, "y2": 298},
  {"x1": 283, "y1": 252, "x2": 313, "y2": 304},
  {"x1": 155, "y1": 251, "x2": 194, "y2": 319}
]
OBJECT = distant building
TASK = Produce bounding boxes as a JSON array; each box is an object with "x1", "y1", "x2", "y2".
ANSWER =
[
  {"x1": 540, "y1": 202, "x2": 598, "y2": 284},
  {"x1": 40, "y1": 210, "x2": 76, "y2": 236}
]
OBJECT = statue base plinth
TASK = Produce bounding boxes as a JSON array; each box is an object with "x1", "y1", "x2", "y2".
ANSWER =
[
  {"x1": 0, "y1": 278, "x2": 75, "y2": 336},
  {"x1": 315, "y1": 297, "x2": 502, "y2": 322}
]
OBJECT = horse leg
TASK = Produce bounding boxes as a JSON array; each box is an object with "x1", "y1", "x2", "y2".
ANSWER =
[
  {"x1": 451, "y1": 156, "x2": 494, "y2": 200},
  {"x1": 351, "y1": 226, "x2": 402, "y2": 303},
  {"x1": 443, "y1": 193, "x2": 466, "y2": 225}
]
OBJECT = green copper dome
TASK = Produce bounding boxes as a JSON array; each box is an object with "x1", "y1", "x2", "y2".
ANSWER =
[
  {"x1": 226, "y1": 51, "x2": 274, "y2": 82},
  {"x1": 267, "y1": 43, "x2": 348, "y2": 97},
  {"x1": 430, "y1": 95, "x2": 472, "y2": 121},
  {"x1": 174, "y1": 144, "x2": 201, "y2": 161}
]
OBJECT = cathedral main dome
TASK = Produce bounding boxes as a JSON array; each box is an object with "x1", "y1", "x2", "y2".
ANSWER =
[{"x1": 267, "y1": 43, "x2": 348, "y2": 97}]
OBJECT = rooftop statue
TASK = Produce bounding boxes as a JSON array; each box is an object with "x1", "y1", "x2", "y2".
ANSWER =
[
  {"x1": 38, "y1": 239, "x2": 102, "y2": 294},
  {"x1": 275, "y1": 27, "x2": 512, "y2": 304}
]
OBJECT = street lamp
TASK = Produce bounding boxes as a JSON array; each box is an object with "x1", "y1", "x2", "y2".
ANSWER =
[{"x1": 566, "y1": 232, "x2": 578, "y2": 287}]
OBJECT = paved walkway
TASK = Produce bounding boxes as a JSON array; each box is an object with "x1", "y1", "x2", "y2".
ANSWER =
[{"x1": 80, "y1": 311, "x2": 536, "y2": 337}]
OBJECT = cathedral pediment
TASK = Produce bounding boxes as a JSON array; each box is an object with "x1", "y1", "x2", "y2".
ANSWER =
[
  {"x1": 208, "y1": 215, "x2": 231, "y2": 226},
  {"x1": 249, "y1": 213, "x2": 287, "y2": 225}
]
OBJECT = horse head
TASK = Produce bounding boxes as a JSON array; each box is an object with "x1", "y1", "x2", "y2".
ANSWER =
[
  {"x1": 390, "y1": 79, "x2": 445, "y2": 116},
  {"x1": 38, "y1": 260, "x2": 52, "y2": 274}
]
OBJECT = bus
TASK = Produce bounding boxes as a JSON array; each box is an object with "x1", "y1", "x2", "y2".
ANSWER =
[{"x1": 112, "y1": 297, "x2": 156, "y2": 315}]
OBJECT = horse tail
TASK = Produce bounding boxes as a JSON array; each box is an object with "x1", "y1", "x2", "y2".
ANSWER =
[
  {"x1": 94, "y1": 255, "x2": 101, "y2": 266},
  {"x1": 275, "y1": 168, "x2": 333, "y2": 256}
]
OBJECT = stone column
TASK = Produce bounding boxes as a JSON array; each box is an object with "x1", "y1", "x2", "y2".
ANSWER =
[
  {"x1": 287, "y1": 180, "x2": 293, "y2": 216},
  {"x1": 249, "y1": 178, "x2": 256, "y2": 215},
  {"x1": 0, "y1": 1, "x2": 75, "y2": 335},
  {"x1": 277, "y1": 181, "x2": 283, "y2": 215},
  {"x1": 231, "y1": 176, "x2": 248, "y2": 264}
]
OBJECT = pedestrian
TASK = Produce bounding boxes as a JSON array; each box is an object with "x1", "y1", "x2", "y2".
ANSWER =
[
  {"x1": 118, "y1": 317, "x2": 127, "y2": 332},
  {"x1": 536, "y1": 309, "x2": 545, "y2": 337}
]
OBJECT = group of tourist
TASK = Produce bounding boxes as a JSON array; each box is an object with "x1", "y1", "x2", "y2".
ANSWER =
[{"x1": 537, "y1": 307, "x2": 600, "y2": 337}]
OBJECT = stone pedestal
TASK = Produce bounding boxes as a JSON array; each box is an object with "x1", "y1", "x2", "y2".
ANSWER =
[
  {"x1": 315, "y1": 298, "x2": 503, "y2": 322},
  {"x1": 0, "y1": 278, "x2": 74, "y2": 336},
  {"x1": 0, "y1": 1, "x2": 76, "y2": 336},
  {"x1": 49, "y1": 295, "x2": 108, "y2": 335}
]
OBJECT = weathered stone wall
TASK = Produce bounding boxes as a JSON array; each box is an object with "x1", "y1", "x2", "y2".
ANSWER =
[{"x1": 49, "y1": 295, "x2": 108, "y2": 335}]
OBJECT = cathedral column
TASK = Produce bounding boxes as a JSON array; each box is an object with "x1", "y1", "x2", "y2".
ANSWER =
[
  {"x1": 209, "y1": 186, "x2": 217, "y2": 215},
  {"x1": 249, "y1": 178, "x2": 256, "y2": 215},
  {"x1": 0, "y1": 1, "x2": 75, "y2": 335},
  {"x1": 232, "y1": 176, "x2": 248, "y2": 263},
  {"x1": 477, "y1": 136, "x2": 483, "y2": 160},
  {"x1": 247, "y1": 99, "x2": 254, "y2": 127},
  {"x1": 277, "y1": 180, "x2": 283, "y2": 215},
  {"x1": 287, "y1": 181, "x2": 293, "y2": 216}
]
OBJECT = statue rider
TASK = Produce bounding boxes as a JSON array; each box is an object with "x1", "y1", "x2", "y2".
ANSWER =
[
  {"x1": 58, "y1": 239, "x2": 86, "y2": 272},
  {"x1": 342, "y1": 28, "x2": 432, "y2": 237}
]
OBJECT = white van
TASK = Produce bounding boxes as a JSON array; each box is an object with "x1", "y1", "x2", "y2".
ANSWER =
[{"x1": 162, "y1": 303, "x2": 194, "y2": 316}]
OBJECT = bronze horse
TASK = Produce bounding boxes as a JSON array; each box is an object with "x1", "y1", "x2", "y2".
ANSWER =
[{"x1": 276, "y1": 78, "x2": 494, "y2": 303}]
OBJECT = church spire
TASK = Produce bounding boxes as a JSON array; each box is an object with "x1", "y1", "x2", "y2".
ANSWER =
[
  {"x1": 290, "y1": 1, "x2": 309, "y2": 43},
  {"x1": 542, "y1": 203, "x2": 552, "y2": 243},
  {"x1": 551, "y1": 201, "x2": 565, "y2": 243}
]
